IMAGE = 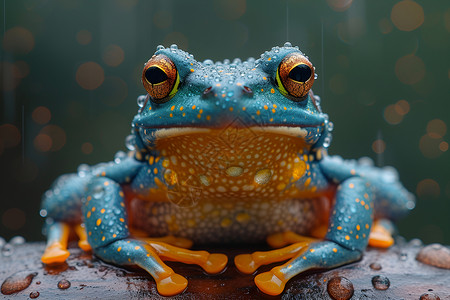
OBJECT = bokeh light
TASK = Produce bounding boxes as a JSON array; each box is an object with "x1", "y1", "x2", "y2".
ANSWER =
[
  {"x1": 391, "y1": 0, "x2": 424, "y2": 32},
  {"x1": 81, "y1": 142, "x2": 93, "y2": 154},
  {"x1": 0, "y1": 61, "x2": 22, "y2": 91},
  {"x1": 0, "y1": 124, "x2": 21, "y2": 148},
  {"x1": 329, "y1": 73, "x2": 347, "y2": 95},
  {"x1": 102, "y1": 44, "x2": 125, "y2": 67},
  {"x1": 32, "y1": 106, "x2": 51, "y2": 125},
  {"x1": 76, "y1": 30, "x2": 92, "y2": 45},
  {"x1": 384, "y1": 104, "x2": 403, "y2": 125},
  {"x1": 2, "y1": 208, "x2": 26, "y2": 230},
  {"x1": 394, "y1": 99, "x2": 410, "y2": 116},
  {"x1": 372, "y1": 139, "x2": 386, "y2": 154},
  {"x1": 326, "y1": 0, "x2": 353, "y2": 12},
  {"x1": 99, "y1": 76, "x2": 128, "y2": 107},
  {"x1": 395, "y1": 54, "x2": 425, "y2": 85},
  {"x1": 153, "y1": 11, "x2": 173, "y2": 29},
  {"x1": 213, "y1": 0, "x2": 246, "y2": 20},
  {"x1": 416, "y1": 178, "x2": 440, "y2": 198},
  {"x1": 14, "y1": 61, "x2": 30, "y2": 78},
  {"x1": 440, "y1": 141, "x2": 449, "y2": 152},
  {"x1": 76, "y1": 62, "x2": 105, "y2": 90},
  {"x1": 2, "y1": 27, "x2": 35, "y2": 54},
  {"x1": 379, "y1": 18, "x2": 393, "y2": 34},
  {"x1": 163, "y1": 32, "x2": 189, "y2": 51},
  {"x1": 419, "y1": 134, "x2": 444, "y2": 159},
  {"x1": 426, "y1": 119, "x2": 447, "y2": 139},
  {"x1": 40, "y1": 125, "x2": 66, "y2": 151},
  {"x1": 34, "y1": 133, "x2": 52, "y2": 152}
]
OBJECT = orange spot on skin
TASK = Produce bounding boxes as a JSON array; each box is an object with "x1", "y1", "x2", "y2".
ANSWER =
[
  {"x1": 229, "y1": 107, "x2": 233, "y2": 112},
  {"x1": 356, "y1": 225, "x2": 360, "y2": 231},
  {"x1": 87, "y1": 211, "x2": 91, "y2": 218},
  {"x1": 337, "y1": 226, "x2": 342, "y2": 230},
  {"x1": 355, "y1": 198, "x2": 360, "y2": 203},
  {"x1": 270, "y1": 88, "x2": 275, "y2": 94},
  {"x1": 261, "y1": 89, "x2": 264, "y2": 92},
  {"x1": 192, "y1": 105, "x2": 196, "y2": 109},
  {"x1": 104, "y1": 181, "x2": 109, "y2": 186},
  {"x1": 117, "y1": 247, "x2": 122, "y2": 252},
  {"x1": 180, "y1": 106, "x2": 184, "y2": 111},
  {"x1": 242, "y1": 107, "x2": 246, "y2": 111},
  {"x1": 222, "y1": 93, "x2": 226, "y2": 98},
  {"x1": 169, "y1": 113, "x2": 173, "y2": 117},
  {"x1": 135, "y1": 246, "x2": 140, "y2": 250},
  {"x1": 345, "y1": 235, "x2": 350, "y2": 240},
  {"x1": 154, "y1": 168, "x2": 158, "y2": 174},
  {"x1": 206, "y1": 115, "x2": 211, "y2": 120},
  {"x1": 113, "y1": 234, "x2": 117, "y2": 238},
  {"x1": 102, "y1": 236, "x2": 105, "y2": 241},
  {"x1": 100, "y1": 208, "x2": 105, "y2": 214},
  {"x1": 96, "y1": 219, "x2": 102, "y2": 226},
  {"x1": 272, "y1": 108, "x2": 276, "y2": 113},
  {"x1": 365, "y1": 224, "x2": 370, "y2": 229},
  {"x1": 170, "y1": 105, "x2": 175, "y2": 111},
  {"x1": 333, "y1": 248, "x2": 338, "y2": 253},
  {"x1": 256, "y1": 110, "x2": 261, "y2": 115},
  {"x1": 349, "y1": 183, "x2": 354, "y2": 188},
  {"x1": 190, "y1": 68, "x2": 194, "y2": 72},
  {"x1": 263, "y1": 77, "x2": 267, "y2": 80},
  {"x1": 273, "y1": 104, "x2": 277, "y2": 108},
  {"x1": 264, "y1": 105, "x2": 268, "y2": 110},
  {"x1": 267, "y1": 57, "x2": 272, "y2": 61},
  {"x1": 120, "y1": 218, "x2": 125, "y2": 222},
  {"x1": 284, "y1": 107, "x2": 287, "y2": 110},
  {"x1": 92, "y1": 207, "x2": 96, "y2": 212}
]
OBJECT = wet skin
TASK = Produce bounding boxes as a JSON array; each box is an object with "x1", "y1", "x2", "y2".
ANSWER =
[{"x1": 40, "y1": 43, "x2": 415, "y2": 296}]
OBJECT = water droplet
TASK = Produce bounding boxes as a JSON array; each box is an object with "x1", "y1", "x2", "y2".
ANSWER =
[
  {"x1": 92, "y1": 186, "x2": 105, "y2": 199},
  {"x1": 371, "y1": 275, "x2": 390, "y2": 290},
  {"x1": 254, "y1": 169, "x2": 272, "y2": 185},
  {"x1": 170, "y1": 44, "x2": 178, "y2": 50},
  {"x1": 57, "y1": 279, "x2": 71, "y2": 289},
  {"x1": 369, "y1": 262, "x2": 382, "y2": 270},
  {"x1": 409, "y1": 238, "x2": 423, "y2": 247},
  {"x1": 226, "y1": 166, "x2": 243, "y2": 177},
  {"x1": 420, "y1": 292, "x2": 441, "y2": 300},
  {"x1": 1, "y1": 271, "x2": 38, "y2": 295},
  {"x1": 323, "y1": 136, "x2": 332, "y2": 148},
  {"x1": 399, "y1": 252, "x2": 407, "y2": 261},
  {"x1": 328, "y1": 121, "x2": 334, "y2": 132},
  {"x1": 156, "y1": 45, "x2": 164, "y2": 51},
  {"x1": 125, "y1": 135, "x2": 135, "y2": 151},
  {"x1": 2, "y1": 243, "x2": 13, "y2": 257},
  {"x1": 10, "y1": 236, "x2": 25, "y2": 245},
  {"x1": 114, "y1": 151, "x2": 127, "y2": 163},
  {"x1": 283, "y1": 42, "x2": 292, "y2": 47},
  {"x1": 416, "y1": 243, "x2": 450, "y2": 269},
  {"x1": 39, "y1": 209, "x2": 47, "y2": 218},
  {"x1": 29, "y1": 291, "x2": 40, "y2": 298},
  {"x1": 163, "y1": 169, "x2": 177, "y2": 185},
  {"x1": 137, "y1": 95, "x2": 146, "y2": 108},
  {"x1": 327, "y1": 276, "x2": 354, "y2": 300}
]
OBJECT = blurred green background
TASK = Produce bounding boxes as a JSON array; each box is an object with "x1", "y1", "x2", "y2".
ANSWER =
[{"x1": 1, "y1": 0, "x2": 449, "y2": 245}]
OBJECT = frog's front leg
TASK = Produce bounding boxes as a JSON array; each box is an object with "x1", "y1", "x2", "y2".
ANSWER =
[
  {"x1": 236, "y1": 177, "x2": 373, "y2": 296},
  {"x1": 84, "y1": 177, "x2": 227, "y2": 296}
]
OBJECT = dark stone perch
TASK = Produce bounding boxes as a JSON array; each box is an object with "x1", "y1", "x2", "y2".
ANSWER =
[{"x1": 0, "y1": 239, "x2": 449, "y2": 299}]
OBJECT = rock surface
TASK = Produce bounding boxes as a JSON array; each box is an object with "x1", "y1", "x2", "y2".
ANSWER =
[{"x1": 0, "y1": 239, "x2": 449, "y2": 299}]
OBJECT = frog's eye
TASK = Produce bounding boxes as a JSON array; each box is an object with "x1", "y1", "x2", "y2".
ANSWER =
[
  {"x1": 142, "y1": 54, "x2": 180, "y2": 103},
  {"x1": 276, "y1": 52, "x2": 315, "y2": 99}
]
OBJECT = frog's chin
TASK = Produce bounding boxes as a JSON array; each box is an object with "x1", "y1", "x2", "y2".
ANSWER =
[{"x1": 152, "y1": 126, "x2": 312, "y2": 140}]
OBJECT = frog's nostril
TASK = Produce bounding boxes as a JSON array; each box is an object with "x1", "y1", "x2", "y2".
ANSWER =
[
  {"x1": 242, "y1": 86, "x2": 253, "y2": 96},
  {"x1": 202, "y1": 86, "x2": 213, "y2": 98}
]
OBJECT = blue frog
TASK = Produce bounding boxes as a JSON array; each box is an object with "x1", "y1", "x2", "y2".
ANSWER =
[{"x1": 40, "y1": 43, "x2": 415, "y2": 296}]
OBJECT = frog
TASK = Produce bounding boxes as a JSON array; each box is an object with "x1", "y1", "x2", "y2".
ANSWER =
[{"x1": 40, "y1": 42, "x2": 415, "y2": 296}]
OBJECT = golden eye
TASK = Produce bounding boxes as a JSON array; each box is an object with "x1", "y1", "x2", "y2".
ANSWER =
[
  {"x1": 142, "y1": 54, "x2": 179, "y2": 103},
  {"x1": 276, "y1": 52, "x2": 315, "y2": 99}
]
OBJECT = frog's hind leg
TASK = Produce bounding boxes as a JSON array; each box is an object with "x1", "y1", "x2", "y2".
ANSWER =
[
  {"x1": 74, "y1": 223, "x2": 92, "y2": 252},
  {"x1": 41, "y1": 222, "x2": 71, "y2": 264},
  {"x1": 41, "y1": 174, "x2": 90, "y2": 264}
]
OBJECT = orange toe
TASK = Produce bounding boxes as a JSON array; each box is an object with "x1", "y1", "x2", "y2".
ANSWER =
[
  {"x1": 234, "y1": 254, "x2": 258, "y2": 274},
  {"x1": 202, "y1": 253, "x2": 228, "y2": 274},
  {"x1": 368, "y1": 231, "x2": 394, "y2": 248},
  {"x1": 156, "y1": 273, "x2": 188, "y2": 296},
  {"x1": 78, "y1": 240, "x2": 92, "y2": 252},
  {"x1": 41, "y1": 243, "x2": 70, "y2": 264},
  {"x1": 255, "y1": 270, "x2": 286, "y2": 296}
]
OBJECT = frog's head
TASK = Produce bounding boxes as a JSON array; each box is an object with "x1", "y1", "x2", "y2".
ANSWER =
[{"x1": 131, "y1": 43, "x2": 333, "y2": 163}]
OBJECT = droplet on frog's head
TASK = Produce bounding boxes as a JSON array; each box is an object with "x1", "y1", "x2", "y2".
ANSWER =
[
  {"x1": 92, "y1": 186, "x2": 105, "y2": 199},
  {"x1": 9, "y1": 236, "x2": 25, "y2": 245},
  {"x1": 57, "y1": 279, "x2": 71, "y2": 290},
  {"x1": 327, "y1": 276, "x2": 354, "y2": 300},
  {"x1": 136, "y1": 95, "x2": 146, "y2": 108},
  {"x1": 125, "y1": 135, "x2": 136, "y2": 151},
  {"x1": 328, "y1": 121, "x2": 334, "y2": 132},
  {"x1": 156, "y1": 45, "x2": 165, "y2": 51},
  {"x1": 170, "y1": 44, "x2": 178, "y2": 50},
  {"x1": 114, "y1": 151, "x2": 127, "y2": 163},
  {"x1": 39, "y1": 209, "x2": 47, "y2": 218},
  {"x1": 283, "y1": 42, "x2": 292, "y2": 48},
  {"x1": 371, "y1": 275, "x2": 390, "y2": 290},
  {"x1": 323, "y1": 136, "x2": 332, "y2": 148}
]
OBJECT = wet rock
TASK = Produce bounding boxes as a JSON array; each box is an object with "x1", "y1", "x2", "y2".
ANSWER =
[
  {"x1": 327, "y1": 276, "x2": 354, "y2": 300},
  {"x1": 416, "y1": 243, "x2": 450, "y2": 269},
  {"x1": 1, "y1": 271, "x2": 37, "y2": 295}
]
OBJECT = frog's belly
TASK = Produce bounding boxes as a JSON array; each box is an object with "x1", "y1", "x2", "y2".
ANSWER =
[{"x1": 129, "y1": 197, "x2": 325, "y2": 244}]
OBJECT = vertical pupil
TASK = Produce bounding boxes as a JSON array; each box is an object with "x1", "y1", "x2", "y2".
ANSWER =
[
  {"x1": 145, "y1": 66, "x2": 168, "y2": 84},
  {"x1": 288, "y1": 64, "x2": 311, "y2": 82}
]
